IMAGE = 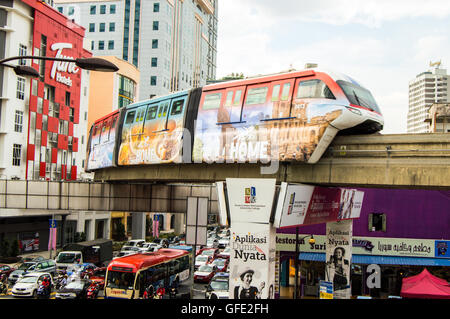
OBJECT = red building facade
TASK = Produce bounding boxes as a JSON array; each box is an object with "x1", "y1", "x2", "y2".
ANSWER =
[{"x1": 24, "y1": 0, "x2": 90, "y2": 180}]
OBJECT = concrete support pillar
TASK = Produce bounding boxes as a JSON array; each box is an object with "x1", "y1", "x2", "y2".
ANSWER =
[{"x1": 131, "y1": 212, "x2": 146, "y2": 239}]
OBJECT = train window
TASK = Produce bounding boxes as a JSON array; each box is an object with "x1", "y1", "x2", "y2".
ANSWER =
[
  {"x1": 170, "y1": 99, "x2": 185, "y2": 116},
  {"x1": 245, "y1": 86, "x2": 268, "y2": 105},
  {"x1": 297, "y1": 79, "x2": 335, "y2": 99},
  {"x1": 125, "y1": 111, "x2": 136, "y2": 124},
  {"x1": 233, "y1": 90, "x2": 242, "y2": 106},
  {"x1": 203, "y1": 93, "x2": 222, "y2": 110},
  {"x1": 272, "y1": 85, "x2": 280, "y2": 101},
  {"x1": 281, "y1": 83, "x2": 291, "y2": 101},
  {"x1": 225, "y1": 91, "x2": 233, "y2": 106},
  {"x1": 158, "y1": 101, "x2": 169, "y2": 118},
  {"x1": 101, "y1": 122, "x2": 110, "y2": 142},
  {"x1": 146, "y1": 105, "x2": 158, "y2": 120}
]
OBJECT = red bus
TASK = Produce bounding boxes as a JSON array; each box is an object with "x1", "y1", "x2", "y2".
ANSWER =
[{"x1": 104, "y1": 248, "x2": 190, "y2": 299}]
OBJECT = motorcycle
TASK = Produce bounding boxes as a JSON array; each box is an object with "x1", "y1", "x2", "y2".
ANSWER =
[
  {"x1": 169, "y1": 287, "x2": 178, "y2": 299},
  {"x1": 36, "y1": 283, "x2": 51, "y2": 299},
  {"x1": 0, "y1": 282, "x2": 8, "y2": 295},
  {"x1": 86, "y1": 282, "x2": 100, "y2": 299}
]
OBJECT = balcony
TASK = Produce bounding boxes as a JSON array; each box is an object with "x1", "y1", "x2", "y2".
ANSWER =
[{"x1": 196, "y1": 0, "x2": 214, "y2": 15}]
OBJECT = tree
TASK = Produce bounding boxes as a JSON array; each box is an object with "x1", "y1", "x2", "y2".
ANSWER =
[{"x1": 114, "y1": 222, "x2": 127, "y2": 241}]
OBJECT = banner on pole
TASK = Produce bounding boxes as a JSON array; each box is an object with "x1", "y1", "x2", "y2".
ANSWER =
[{"x1": 325, "y1": 220, "x2": 353, "y2": 299}]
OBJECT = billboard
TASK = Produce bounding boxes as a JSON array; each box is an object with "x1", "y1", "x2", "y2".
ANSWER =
[
  {"x1": 229, "y1": 223, "x2": 276, "y2": 299},
  {"x1": 274, "y1": 183, "x2": 364, "y2": 228},
  {"x1": 226, "y1": 178, "x2": 277, "y2": 299},
  {"x1": 225, "y1": 178, "x2": 276, "y2": 225}
]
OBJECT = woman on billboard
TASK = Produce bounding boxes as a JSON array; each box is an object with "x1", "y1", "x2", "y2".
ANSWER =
[
  {"x1": 234, "y1": 268, "x2": 265, "y2": 299},
  {"x1": 326, "y1": 247, "x2": 350, "y2": 291}
]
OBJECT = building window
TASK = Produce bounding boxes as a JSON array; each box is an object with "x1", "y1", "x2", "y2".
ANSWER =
[
  {"x1": 152, "y1": 39, "x2": 158, "y2": 48},
  {"x1": 16, "y1": 77, "x2": 26, "y2": 100},
  {"x1": 90, "y1": 5, "x2": 96, "y2": 14},
  {"x1": 150, "y1": 76, "x2": 157, "y2": 86},
  {"x1": 153, "y1": 3, "x2": 160, "y2": 12},
  {"x1": 57, "y1": 7, "x2": 63, "y2": 13},
  {"x1": 12, "y1": 144, "x2": 21, "y2": 166},
  {"x1": 68, "y1": 6, "x2": 74, "y2": 15},
  {"x1": 151, "y1": 57, "x2": 157, "y2": 67},
  {"x1": 369, "y1": 213, "x2": 386, "y2": 232},
  {"x1": 109, "y1": 22, "x2": 115, "y2": 32},
  {"x1": 110, "y1": 4, "x2": 116, "y2": 14},
  {"x1": 100, "y1": 5, "x2": 106, "y2": 14},
  {"x1": 108, "y1": 40, "x2": 114, "y2": 50},
  {"x1": 99, "y1": 23, "x2": 105, "y2": 32},
  {"x1": 98, "y1": 41, "x2": 104, "y2": 50},
  {"x1": 14, "y1": 111, "x2": 23, "y2": 133},
  {"x1": 65, "y1": 91, "x2": 71, "y2": 106},
  {"x1": 153, "y1": 21, "x2": 159, "y2": 30},
  {"x1": 91, "y1": 41, "x2": 95, "y2": 50},
  {"x1": 39, "y1": 35, "x2": 47, "y2": 80},
  {"x1": 89, "y1": 23, "x2": 95, "y2": 32},
  {"x1": 18, "y1": 44, "x2": 27, "y2": 65}
]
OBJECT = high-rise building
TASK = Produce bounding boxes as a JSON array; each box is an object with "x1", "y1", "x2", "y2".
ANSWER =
[
  {"x1": 0, "y1": 0, "x2": 91, "y2": 181},
  {"x1": 54, "y1": 0, "x2": 218, "y2": 100},
  {"x1": 407, "y1": 62, "x2": 450, "y2": 133}
]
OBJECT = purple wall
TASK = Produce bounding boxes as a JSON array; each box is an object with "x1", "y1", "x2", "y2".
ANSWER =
[{"x1": 277, "y1": 188, "x2": 450, "y2": 240}]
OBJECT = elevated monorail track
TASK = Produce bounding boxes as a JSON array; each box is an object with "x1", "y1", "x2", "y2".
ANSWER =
[{"x1": 93, "y1": 133, "x2": 450, "y2": 189}]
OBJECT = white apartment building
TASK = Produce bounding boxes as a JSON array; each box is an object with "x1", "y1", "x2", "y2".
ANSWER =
[
  {"x1": 54, "y1": 0, "x2": 218, "y2": 101},
  {"x1": 407, "y1": 63, "x2": 450, "y2": 133}
]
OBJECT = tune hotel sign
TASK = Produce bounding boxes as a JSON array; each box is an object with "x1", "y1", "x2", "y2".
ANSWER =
[{"x1": 50, "y1": 43, "x2": 79, "y2": 87}]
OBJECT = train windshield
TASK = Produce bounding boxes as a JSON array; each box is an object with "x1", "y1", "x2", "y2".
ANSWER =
[{"x1": 337, "y1": 80, "x2": 381, "y2": 114}]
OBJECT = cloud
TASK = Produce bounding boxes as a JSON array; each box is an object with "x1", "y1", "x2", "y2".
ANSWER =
[{"x1": 234, "y1": 0, "x2": 450, "y2": 28}]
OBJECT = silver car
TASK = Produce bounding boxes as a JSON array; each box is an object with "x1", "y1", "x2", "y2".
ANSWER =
[{"x1": 11, "y1": 272, "x2": 53, "y2": 298}]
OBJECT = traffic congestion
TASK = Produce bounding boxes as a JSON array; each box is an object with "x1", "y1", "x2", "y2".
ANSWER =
[{"x1": 0, "y1": 227, "x2": 231, "y2": 300}]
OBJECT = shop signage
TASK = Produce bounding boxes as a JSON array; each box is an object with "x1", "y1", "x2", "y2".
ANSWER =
[
  {"x1": 50, "y1": 42, "x2": 79, "y2": 87},
  {"x1": 276, "y1": 234, "x2": 443, "y2": 258}
]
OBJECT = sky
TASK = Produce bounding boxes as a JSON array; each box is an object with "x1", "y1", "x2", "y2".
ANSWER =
[{"x1": 215, "y1": 0, "x2": 450, "y2": 134}]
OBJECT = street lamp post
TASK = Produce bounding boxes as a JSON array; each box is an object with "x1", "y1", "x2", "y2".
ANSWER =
[
  {"x1": 0, "y1": 55, "x2": 119, "y2": 77},
  {"x1": 294, "y1": 228, "x2": 315, "y2": 299}
]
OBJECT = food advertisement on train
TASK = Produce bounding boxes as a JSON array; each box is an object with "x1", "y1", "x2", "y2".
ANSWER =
[
  {"x1": 192, "y1": 85, "x2": 343, "y2": 164},
  {"x1": 86, "y1": 116, "x2": 118, "y2": 171},
  {"x1": 118, "y1": 97, "x2": 186, "y2": 165}
]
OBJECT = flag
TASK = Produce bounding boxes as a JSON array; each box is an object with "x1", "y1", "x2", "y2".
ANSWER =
[{"x1": 48, "y1": 228, "x2": 57, "y2": 251}]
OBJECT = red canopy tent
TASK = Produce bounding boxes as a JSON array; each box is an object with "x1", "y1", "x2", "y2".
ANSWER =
[{"x1": 400, "y1": 268, "x2": 450, "y2": 299}]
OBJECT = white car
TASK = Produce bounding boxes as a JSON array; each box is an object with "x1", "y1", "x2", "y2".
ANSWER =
[
  {"x1": 218, "y1": 237, "x2": 229, "y2": 249},
  {"x1": 12, "y1": 272, "x2": 53, "y2": 298},
  {"x1": 194, "y1": 255, "x2": 211, "y2": 270},
  {"x1": 121, "y1": 239, "x2": 146, "y2": 250},
  {"x1": 138, "y1": 243, "x2": 162, "y2": 253}
]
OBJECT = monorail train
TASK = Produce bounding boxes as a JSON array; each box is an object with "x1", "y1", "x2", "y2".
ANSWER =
[{"x1": 85, "y1": 68, "x2": 383, "y2": 172}]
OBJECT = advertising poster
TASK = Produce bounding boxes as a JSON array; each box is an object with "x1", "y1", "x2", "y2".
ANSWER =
[
  {"x1": 193, "y1": 88, "x2": 345, "y2": 163},
  {"x1": 274, "y1": 183, "x2": 364, "y2": 228},
  {"x1": 225, "y1": 178, "x2": 276, "y2": 225},
  {"x1": 229, "y1": 223, "x2": 276, "y2": 299},
  {"x1": 337, "y1": 188, "x2": 364, "y2": 220},
  {"x1": 325, "y1": 220, "x2": 352, "y2": 299},
  {"x1": 319, "y1": 280, "x2": 333, "y2": 299},
  {"x1": 118, "y1": 95, "x2": 187, "y2": 165},
  {"x1": 86, "y1": 114, "x2": 119, "y2": 170},
  {"x1": 226, "y1": 178, "x2": 277, "y2": 299}
]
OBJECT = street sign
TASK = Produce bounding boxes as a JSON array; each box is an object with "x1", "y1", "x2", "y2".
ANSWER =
[{"x1": 320, "y1": 280, "x2": 333, "y2": 299}]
